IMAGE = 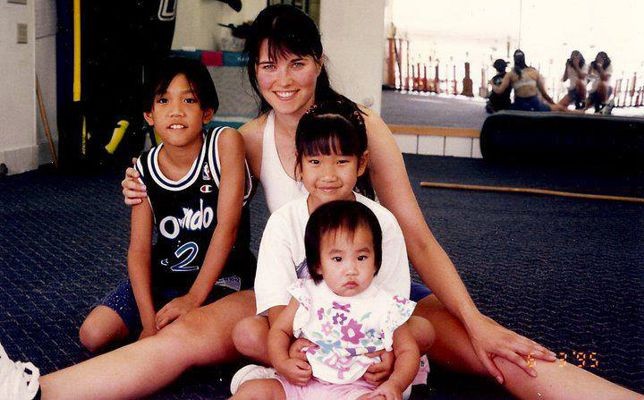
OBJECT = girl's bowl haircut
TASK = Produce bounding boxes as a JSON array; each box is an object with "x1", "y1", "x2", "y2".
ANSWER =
[{"x1": 304, "y1": 200, "x2": 382, "y2": 284}]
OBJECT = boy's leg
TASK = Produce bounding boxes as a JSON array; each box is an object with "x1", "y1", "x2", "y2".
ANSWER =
[
  {"x1": 232, "y1": 315, "x2": 271, "y2": 364},
  {"x1": 79, "y1": 280, "x2": 138, "y2": 353},
  {"x1": 79, "y1": 306, "x2": 129, "y2": 353},
  {"x1": 40, "y1": 290, "x2": 256, "y2": 400},
  {"x1": 413, "y1": 295, "x2": 639, "y2": 400},
  {"x1": 232, "y1": 379, "x2": 286, "y2": 400}
]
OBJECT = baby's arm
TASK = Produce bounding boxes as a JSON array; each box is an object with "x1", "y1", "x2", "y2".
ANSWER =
[
  {"x1": 368, "y1": 323, "x2": 420, "y2": 400},
  {"x1": 156, "y1": 128, "x2": 247, "y2": 329},
  {"x1": 268, "y1": 298, "x2": 312, "y2": 386},
  {"x1": 127, "y1": 199, "x2": 156, "y2": 339}
]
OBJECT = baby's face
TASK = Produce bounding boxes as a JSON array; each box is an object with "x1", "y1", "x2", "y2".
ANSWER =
[{"x1": 317, "y1": 225, "x2": 376, "y2": 297}]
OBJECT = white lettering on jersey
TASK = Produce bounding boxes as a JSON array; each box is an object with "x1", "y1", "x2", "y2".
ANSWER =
[{"x1": 159, "y1": 199, "x2": 214, "y2": 239}]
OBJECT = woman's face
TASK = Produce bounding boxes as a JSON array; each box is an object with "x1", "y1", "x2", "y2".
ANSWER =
[{"x1": 255, "y1": 39, "x2": 321, "y2": 116}]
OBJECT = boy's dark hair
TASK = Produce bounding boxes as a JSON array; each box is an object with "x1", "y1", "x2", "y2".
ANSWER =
[
  {"x1": 295, "y1": 99, "x2": 374, "y2": 199},
  {"x1": 305, "y1": 200, "x2": 382, "y2": 284},
  {"x1": 143, "y1": 57, "x2": 218, "y2": 113},
  {"x1": 243, "y1": 5, "x2": 346, "y2": 114}
]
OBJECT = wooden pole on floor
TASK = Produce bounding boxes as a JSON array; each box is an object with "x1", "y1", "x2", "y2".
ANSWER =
[
  {"x1": 420, "y1": 181, "x2": 644, "y2": 204},
  {"x1": 36, "y1": 75, "x2": 59, "y2": 168}
]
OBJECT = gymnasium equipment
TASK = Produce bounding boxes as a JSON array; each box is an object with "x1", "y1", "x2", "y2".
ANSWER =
[{"x1": 480, "y1": 111, "x2": 644, "y2": 168}]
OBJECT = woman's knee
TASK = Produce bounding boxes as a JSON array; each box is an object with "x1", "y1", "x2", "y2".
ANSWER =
[{"x1": 232, "y1": 316, "x2": 269, "y2": 357}]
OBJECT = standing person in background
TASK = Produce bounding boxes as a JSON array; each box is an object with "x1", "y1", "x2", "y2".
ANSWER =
[
  {"x1": 494, "y1": 50, "x2": 567, "y2": 112},
  {"x1": 557, "y1": 50, "x2": 588, "y2": 110},
  {"x1": 486, "y1": 59, "x2": 512, "y2": 113},
  {"x1": 585, "y1": 51, "x2": 614, "y2": 113}
]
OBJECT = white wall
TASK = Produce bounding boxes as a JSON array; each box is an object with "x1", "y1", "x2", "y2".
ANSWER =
[
  {"x1": 0, "y1": 0, "x2": 37, "y2": 174},
  {"x1": 319, "y1": 0, "x2": 385, "y2": 113}
]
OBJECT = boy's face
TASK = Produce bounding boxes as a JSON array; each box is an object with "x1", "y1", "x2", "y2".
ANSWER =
[
  {"x1": 143, "y1": 73, "x2": 213, "y2": 148},
  {"x1": 301, "y1": 150, "x2": 368, "y2": 213},
  {"x1": 317, "y1": 225, "x2": 377, "y2": 297}
]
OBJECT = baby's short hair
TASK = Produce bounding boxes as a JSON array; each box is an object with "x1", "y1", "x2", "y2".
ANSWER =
[{"x1": 304, "y1": 200, "x2": 382, "y2": 283}]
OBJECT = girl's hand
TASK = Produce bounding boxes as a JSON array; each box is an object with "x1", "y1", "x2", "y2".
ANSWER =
[
  {"x1": 138, "y1": 325, "x2": 157, "y2": 341},
  {"x1": 274, "y1": 358, "x2": 311, "y2": 386},
  {"x1": 288, "y1": 337, "x2": 315, "y2": 361},
  {"x1": 363, "y1": 350, "x2": 394, "y2": 384},
  {"x1": 466, "y1": 312, "x2": 556, "y2": 383},
  {"x1": 366, "y1": 380, "x2": 403, "y2": 400},
  {"x1": 122, "y1": 161, "x2": 147, "y2": 205},
  {"x1": 155, "y1": 292, "x2": 200, "y2": 330}
]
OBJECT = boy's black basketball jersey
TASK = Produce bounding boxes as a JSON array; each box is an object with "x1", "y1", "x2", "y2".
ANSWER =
[{"x1": 135, "y1": 126, "x2": 254, "y2": 292}]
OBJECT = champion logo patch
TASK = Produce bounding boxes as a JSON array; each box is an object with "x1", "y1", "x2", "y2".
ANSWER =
[{"x1": 200, "y1": 185, "x2": 213, "y2": 193}]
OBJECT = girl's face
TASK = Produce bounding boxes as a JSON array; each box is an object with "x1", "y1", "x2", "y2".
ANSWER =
[
  {"x1": 255, "y1": 40, "x2": 321, "y2": 116},
  {"x1": 144, "y1": 74, "x2": 213, "y2": 149},
  {"x1": 300, "y1": 149, "x2": 368, "y2": 212},
  {"x1": 317, "y1": 225, "x2": 377, "y2": 297}
]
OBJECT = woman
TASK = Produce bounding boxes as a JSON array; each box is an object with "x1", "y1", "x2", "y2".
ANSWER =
[
  {"x1": 494, "y1": 49, "x2": 566, "y2": 112},
  {"x1": 557, "y1": 50, "x2": 588, "y2": 110},
  {"x1": 6, "y1": 5, "x2": 635, "y2": 400},
  {"x1": 585, "y1": 51, "x2": 614, "y2": 113}
]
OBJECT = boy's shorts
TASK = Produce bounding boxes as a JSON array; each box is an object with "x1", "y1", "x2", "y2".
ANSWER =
[
  {"x1": 410, "y1": 281, "x2": 432, "y2": 302},
  {"x1": 100, "y1": 279, "x2": 237, "y2": 334}
]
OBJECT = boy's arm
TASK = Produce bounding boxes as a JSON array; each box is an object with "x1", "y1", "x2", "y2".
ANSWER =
[
  {"x1": 268, "y1": 298, "x2": 312, "y2": 385},
  {"x1": 368, "y1": 324, "x2": 420, "y2": 399},
  {"x1": 127, "y1": 199, "x2": 156, "y2": 338},
  {"x1": 155, "y1": 128, "x2": 246, "y2": 330}
]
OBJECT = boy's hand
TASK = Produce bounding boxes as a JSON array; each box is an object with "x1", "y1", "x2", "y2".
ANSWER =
[
  {"x1": 288, "y1": 338, "x2": 315, "y2": 361},
  {"x1": 363, "y1": 350, "x2": 394, "y2": 384},
  {"x1": 138, "y1": 326, "x2": 157, "y2": 341},
  {"x1": 274, "y1": 358, "x2": 311, "y2": 386},
  {"x1": 122, "y1": 160, "x2": 147, "y2": 206},
  {"x1": 366, "y1": 380, "x2": 404, "y2": 400},
  {"x1": 155, "y1": 292, "x2": 200, "y2": 330}
]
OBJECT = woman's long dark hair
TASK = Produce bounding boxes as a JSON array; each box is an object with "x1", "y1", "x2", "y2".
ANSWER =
[
  {"x1": 568, "y1": 50, "x2": 585, "y2": 68},
  {"x1": 591, "y1": 51, "x2": 611, "y2": 71},
  {"x1": 243, "y1": 5, "x2": 346, "y2": 114},
  {"x1": 513, "y1": 49, "x2": 528, "y2": 78}
]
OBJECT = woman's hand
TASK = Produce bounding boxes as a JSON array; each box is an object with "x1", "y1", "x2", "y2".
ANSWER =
[
  {"x1": 465, "y1": 312, "x2": 556, "y2": 383},
  {"x1": 155, "y1": 292, "x2": 201, "y2": 330},
  {"x1": 122, "y1": 160, "x2": 147, "y2": 205},
  {"x1": 363, "y1": 350, "x2": 394, "y2": 385}
]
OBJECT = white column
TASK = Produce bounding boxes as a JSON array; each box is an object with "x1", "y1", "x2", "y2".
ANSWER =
[{"x1": 319, "y1": 0, "x2": 385, "y2": 113}]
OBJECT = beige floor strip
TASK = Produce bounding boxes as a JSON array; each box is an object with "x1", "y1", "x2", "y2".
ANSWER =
[{"x1": 420, "y1": 181, "x2": 644, "y2": 204}]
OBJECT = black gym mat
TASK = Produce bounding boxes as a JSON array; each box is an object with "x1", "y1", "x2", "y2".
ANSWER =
[{"x1": 0, "y1": 155, "x2": 641, "y2": 399}]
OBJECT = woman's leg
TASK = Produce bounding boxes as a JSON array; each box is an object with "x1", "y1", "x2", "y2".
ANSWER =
[
  {"x1": 413, "y1": 295, "x2": 638, "y2": 400},
  {"x1": 40, "y1": 290, "x2": 256, "y2": 400},
  {"x1": 232, "y1": 315, "x2": 271, "y2": 364},
  {"x1": 79, "y1": 306, "x2": 129, "y2": 353}
]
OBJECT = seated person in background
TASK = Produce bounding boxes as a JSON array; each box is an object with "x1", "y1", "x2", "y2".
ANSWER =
[
  {"x1": 557, "y1": 50, "x2": 588, "y2": 110},
  {"x1": 486, "y1": 59, "x2": 512, "y2": 113},
  {"x1": 585, "y1": 51, "x2": 614, "y2": 113},
  {"x1": 494, "y1": 49, "x2": 566, "y2": 112}
]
